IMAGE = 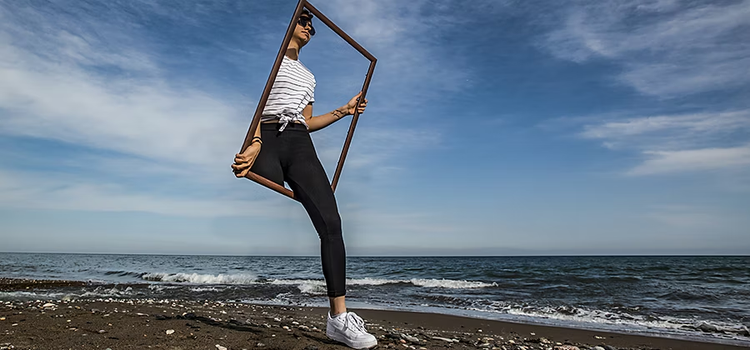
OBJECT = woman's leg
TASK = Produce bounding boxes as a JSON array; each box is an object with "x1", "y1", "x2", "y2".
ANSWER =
[
  {"x1": 275, "y1": 126, "x2": 376, "y2": 348},
  {"x1": 281, "y1": 129, "x2": 347, "y2": 312}
]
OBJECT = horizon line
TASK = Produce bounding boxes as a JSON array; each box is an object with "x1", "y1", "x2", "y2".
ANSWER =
[{"x1": 2, "y1": 251, "x2": 748, "y2": 258}]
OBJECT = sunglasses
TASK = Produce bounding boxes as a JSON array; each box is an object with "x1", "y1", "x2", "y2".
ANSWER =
[{"x1": 298, "y1": 16, "x2": 316, "y2": 36}]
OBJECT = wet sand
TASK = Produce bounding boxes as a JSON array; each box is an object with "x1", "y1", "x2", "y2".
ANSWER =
[
  {"x1": 0, "y1": 278, "x2": 88, "y2": 291},
  {"x1": 0, "y1": 278, "x2": 748, "y2": 350}
]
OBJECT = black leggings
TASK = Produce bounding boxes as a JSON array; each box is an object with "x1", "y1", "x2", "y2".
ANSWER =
[{"x1": 251, "y1": 122, "x2": 346, "y2": 297}]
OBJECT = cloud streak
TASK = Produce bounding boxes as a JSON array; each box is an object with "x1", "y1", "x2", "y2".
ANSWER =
[
  {"x1": 582, "y1": 112, "x2": 750, "y2": 139},
  {"x1": 579, "y1": 110, "x2": 750, "y2": 175},
  {"x1": 0, "y1": 169, "x2": 286, "y2": 218},
  {"x1": 0, "y1": 34, "x2": 244, "y2": 169},
  {"x1": 541, "y1": 0, "x2": 750, "y2": 98},
  {"x1": 581, "y1": 110, "x2": 750, "y2": 149},
  {"x1": 629, "y1": 145, "x2": 750, "y2": 175},
  {"x1": 321, "y1": 0, "x2": 472, "y2": 112}
]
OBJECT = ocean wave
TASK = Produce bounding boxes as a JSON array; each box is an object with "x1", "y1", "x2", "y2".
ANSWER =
[
  {"x1": 80, "y1": 286, "x2": 134, "y2": 298},
  {"x1": 540, "y1": 284, "x2": 570, "y2": 290},
  {"x1": 346, "y1": 277, "x2": 495, "y2": 288},
  {"x1": 658, "y1": 289, "x2": 720, "y2": 302},
  {"x1": 476, "y1": 301, "x2": 750, "y2": 341},
  {"x1": 148, "y1": 284, "x2": 180, "y2": 291},
  {"x1": 103, "y1": 270, "x2": 142, "y2": 278},
  {"x1": 347, "y1": 278, "x2": 398, "y2": 285},
  {"x1": 409, "y1": 279, "x2": 497, "y2": 289},
  {"x1": 0, "y1": 291, "x2": 68, "y2": 300},
  {"x1": 344, "y1": 277, "x2": 496, "y2": 288},
  {"x1": 268, "y1": 277, "x2": 497, "y2": 289},
  {"x1": 141, "y1": 272, "x2": 257, "y2": 284},
  {"x1": 138, "y1": 275, "x2": 497, "y2": 290},
  {"x1": 189, "y1": 286, "x2": 221, "y2": 292},
  {"x1": 267, "y1": 279, "x2": 326, "y2": 294},
  {"x1": 0, "y1": 286, "x2": 133, "y2": 301}
]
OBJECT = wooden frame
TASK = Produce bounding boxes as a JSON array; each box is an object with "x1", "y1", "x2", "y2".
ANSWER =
[{"x1": 238, "y1": 0, "x2": 377, "y2": 200}]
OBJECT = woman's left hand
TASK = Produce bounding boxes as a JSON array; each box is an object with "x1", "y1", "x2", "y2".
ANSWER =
[{"x1": 344, "y1": 92, "x2": 368, "y2": 116}]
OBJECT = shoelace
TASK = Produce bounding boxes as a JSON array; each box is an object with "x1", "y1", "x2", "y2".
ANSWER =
[{"x1": 344, "y1": 312, "x2": 367, "y2": 333}]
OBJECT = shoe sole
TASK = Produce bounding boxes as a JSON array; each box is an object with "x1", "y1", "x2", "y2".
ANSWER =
[{"x1": 326, "y1": 330, "x2": 378, "y2": 349}]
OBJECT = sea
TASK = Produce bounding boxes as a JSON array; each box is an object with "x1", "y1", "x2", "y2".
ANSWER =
[{"x1": 1, "y1": 253, "x2": 748, "y2": 346}]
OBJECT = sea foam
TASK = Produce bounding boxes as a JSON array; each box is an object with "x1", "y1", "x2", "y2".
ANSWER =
[{"x1": 141, "y1": 272, "x2": 257, "y2": 284}]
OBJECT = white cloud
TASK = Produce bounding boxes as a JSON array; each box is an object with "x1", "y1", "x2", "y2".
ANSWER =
[
  {"x1": 628, "y1": 145, "x2": 750, "y2": 175},
  {"x1": 579, "y1": 110, "x2": 750, "y2": 175},
  {"x1": 0, "y1": 35, "x2": 244, "y2": 168},
  {"x1": 581, "y1": 111, "x2": 750, "y2": 139},
  {"x1": 320, "y1": 0, "x2": 471, "y2": 109},
  {"x1": 542, "y1": 0, "x2": 750, "y2": 97},
  {"x1": 0, "y1": 169, "x2": 288, "y2": 218},
  {"x1": 581, "y1": 110, "x2": 750, "y2": 150}
]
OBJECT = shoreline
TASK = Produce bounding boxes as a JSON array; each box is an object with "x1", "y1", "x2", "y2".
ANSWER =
[
  {"x1": 2, "y1": 299, "x2": 748, "y2": 350},
  {"x1": 1, "y1": 277, "x2": 748, "y2": 349}
]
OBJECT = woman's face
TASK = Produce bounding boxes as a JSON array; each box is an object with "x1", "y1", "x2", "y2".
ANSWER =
[{"x1": 294, "y1": 15, "x2": 314, "y2": 47}]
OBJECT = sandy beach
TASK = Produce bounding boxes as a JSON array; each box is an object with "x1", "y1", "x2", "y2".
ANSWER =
[{"x1": 1, "y1": 278, "x2": 747, "y2": 350}]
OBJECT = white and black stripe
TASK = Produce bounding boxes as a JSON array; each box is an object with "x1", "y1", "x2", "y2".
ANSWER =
[{"x1": 262, "y1": 56, "x2": 316, "y2": 129}]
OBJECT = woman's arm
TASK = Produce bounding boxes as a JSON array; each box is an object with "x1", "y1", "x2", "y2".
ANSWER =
[
  {"x1": 305, "y1": 104, "x2": 348, "y2": 132},
  {"x1": 305, "y1": 92, "x2": 368, "y2": 132},
  {"x1": 231, "y1": 125, "x2": 263, "y2": 177}
]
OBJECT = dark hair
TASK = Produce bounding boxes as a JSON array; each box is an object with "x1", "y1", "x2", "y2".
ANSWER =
[{"x1": 301, "y1": 8, "x2": 313, "y2": 19}]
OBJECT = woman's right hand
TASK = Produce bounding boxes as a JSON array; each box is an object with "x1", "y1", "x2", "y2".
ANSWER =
[{"x1": 232, "y1": 142, "x2": 261, "y2": 178}]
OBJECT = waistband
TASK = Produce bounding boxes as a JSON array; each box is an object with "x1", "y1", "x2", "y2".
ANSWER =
[{"x1": 261, "y1": 122, "x2": 309, "y2": 131}]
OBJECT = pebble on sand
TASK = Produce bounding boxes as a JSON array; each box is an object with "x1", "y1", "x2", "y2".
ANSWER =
[
  {"x1": 166, "y1": 329, "x2": 175, "y2": 335},
  {"x1": 432, "y1": 336, "x2": 458, "y2": 343},
  {"x1": 401, "y1": 333, "x2": 420, "y2": 344}
]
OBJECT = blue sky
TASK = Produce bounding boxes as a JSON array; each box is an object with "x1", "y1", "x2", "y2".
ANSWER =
[{"x1": 1, "y1": 0, "x2": 748, "y2": 255}]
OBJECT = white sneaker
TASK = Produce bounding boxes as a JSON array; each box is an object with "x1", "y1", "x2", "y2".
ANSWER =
[{"x1": 326, "y1": 311, "x2": 378, "y2": 349}]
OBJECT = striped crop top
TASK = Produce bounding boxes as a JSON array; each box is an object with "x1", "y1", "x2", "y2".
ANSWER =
[{"x1": 261, "y1": 56, "x2": 316, "y2": 131}]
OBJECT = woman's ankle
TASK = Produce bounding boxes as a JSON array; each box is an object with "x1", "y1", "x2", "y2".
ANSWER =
[{"x1": 329, "y1": 295, "x2": 346, "y2": 316}]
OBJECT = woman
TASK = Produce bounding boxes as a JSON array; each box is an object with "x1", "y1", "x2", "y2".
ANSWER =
[{"x1": 231, "y1": 9, "x2": 377, "y2": 350}]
